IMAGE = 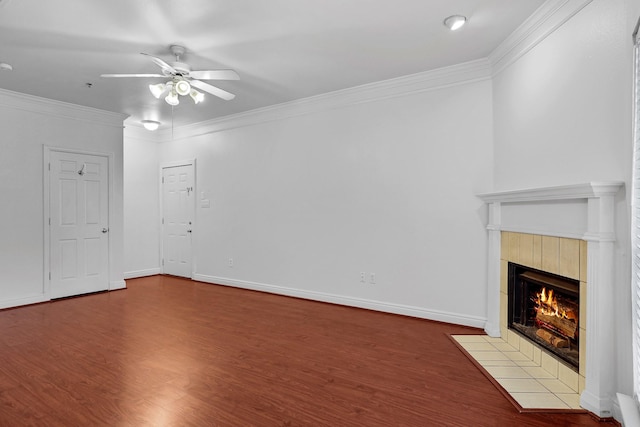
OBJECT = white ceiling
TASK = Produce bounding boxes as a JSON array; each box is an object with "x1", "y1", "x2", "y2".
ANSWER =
[{"x1": 0, "y1": 0, "x2": 545, "y2": 130}]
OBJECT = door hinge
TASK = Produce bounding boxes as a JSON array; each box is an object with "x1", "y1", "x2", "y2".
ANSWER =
[
  {"x1": 162, "y1": 218, "x2": 164, "y2": 225},
  {"x1": 48, "y1": 163, "x2": 51, "y2": 171},
  {"x1": 162, "y1": 177, "x2": 164, "y2": 184},
  {"x1": 49, "y1": 272, "x2": 51, "y2": 280},
  {"x1": 162, "y1": 259, "x2": 164, "y2": 266},
  {"x1": 48, "y1": 218, "x2": 51, "y2": 226}
]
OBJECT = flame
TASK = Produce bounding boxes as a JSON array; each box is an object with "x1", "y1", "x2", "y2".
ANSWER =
[{"x1": 536, "y1": 287, "x2": 571, "y2": 319}]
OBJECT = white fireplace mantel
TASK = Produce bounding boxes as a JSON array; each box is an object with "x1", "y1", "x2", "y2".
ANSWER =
[
  {"x1": 477, "y1": 181, "x2": 624, "y2": 419},
  {"x1": 477, "y1": 182, "x2": 624, "y2": 203}
]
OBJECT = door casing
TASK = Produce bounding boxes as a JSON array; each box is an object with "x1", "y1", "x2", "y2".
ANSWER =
[
  {"x1": 160, "y1": 159, "x2": 196, "y2": 278},
  {"x1": 43, "y1": 146, "x2": 115, "y2": 298}
]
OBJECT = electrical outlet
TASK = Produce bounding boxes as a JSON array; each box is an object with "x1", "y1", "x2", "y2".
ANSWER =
[
  {"x1": 360, "y1": 272, "x2": 366, "y2": 283},
  {"x1": 228, "y1": 258, "x2": 233, "y2": 267},
  {"x1": 370, "y1": 273, "x2": 376, "y2": 284}
]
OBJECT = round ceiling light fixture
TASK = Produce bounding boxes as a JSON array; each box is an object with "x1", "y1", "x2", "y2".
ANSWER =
[
  {"x1": 141, "y1": 120, "x2": 161, "y2": 131},
  {"x1": 444, "y1": 15, "x2": 467, "y2": 31}
]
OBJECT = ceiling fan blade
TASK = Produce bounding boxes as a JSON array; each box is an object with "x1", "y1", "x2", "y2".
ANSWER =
[
  {"x1": 100, "y1": 73, "x2": 165, "y2": 78},
  {"x1": 190, "y1": 79, "x2": 235, "y2": 101},
  {"x1": 140, "y1": 52, "x2": 176, "y2": 74},
  {"x1": 188, "y1": 70, "x2": 240, "y2": 81}
]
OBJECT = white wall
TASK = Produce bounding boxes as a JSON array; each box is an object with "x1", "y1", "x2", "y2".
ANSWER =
[
  {"x1": 493, "y1": 2, "x2": 629, "y2": 189},
  {"x1": 142, "y1": 77, "x2": 494, "y2": 326},
  {"x1": 0, "y1": 89, "x2": 126, "y2": 307},
  {"x1": 123, "y1": 126, "x2": 161, "y2": 278},
  {"x1": 493, "y1": 0, "x2": 634, "y2": 399},
  {"x1": 121, "y1": 0, "x2": 637, "y2": 355}
]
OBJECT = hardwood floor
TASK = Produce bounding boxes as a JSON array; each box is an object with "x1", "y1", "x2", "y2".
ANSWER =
[{"x1": 0, "y1": 275, "x2": 614, "y2": 426}]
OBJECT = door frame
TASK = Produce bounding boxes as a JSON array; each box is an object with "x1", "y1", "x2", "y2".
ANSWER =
[
  {"x1": 43, "y1": 146, "x2": 115, "y2": 298},
  {"x1": 160, "y1": 159, "x2": 196, "y2": 278}
]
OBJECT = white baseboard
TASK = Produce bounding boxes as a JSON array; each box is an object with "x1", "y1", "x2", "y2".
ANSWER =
[
  {"x1": 109, "y1": 280, "x2": 127, "y2": 290},
  {"x1": 193, "y1": 274, "x2": 486, "y2": 329},
  {"x1": 123, "y1": 268, "x2": 161, "y2": 279},
  {"x1": 580, "y1": 389, "x2": 613, "y2": 419},
  {"x1": 0, "y1": 280, "x2": 126, "y2": 310},
  {"x1": 484, "y1": 322, "x2": 501, "y2": 338},
  {"x1": 617, "y1": 393, "x2": 639, "y2": 426},
  {"x1": 0, "y1": 294, "x2": 49, "y2": 310}
]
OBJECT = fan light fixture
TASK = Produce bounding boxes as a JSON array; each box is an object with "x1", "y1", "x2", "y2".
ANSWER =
[
  {"x1": 444, "y1": 15, "x2": 467, "y2": 31},
  {"x1": 190, "y1": 89, "x2": 205, "y2": 104},
  {"x1": 149, "y1": 78, "x2": 204, "y2": 106},
  {"x1": 175, "y1": 80, "x2": 191, "y2": 96},
  {"x1": 149, "y1": 83, "x2": 167, "y2": 98},
  {"x1": 102, "y1": 45, "x2": 238, "y2": 104},
  {"x1": 141, "y1": 120, "x2": 161, "y2": 131},
  {"x1": 165, "y1": 91, "x2": 179, "y2": 106}
]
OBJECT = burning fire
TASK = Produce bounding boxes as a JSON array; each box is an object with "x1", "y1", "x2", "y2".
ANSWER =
[{"x1": 536, "y1": 287, "x2": 576, "y2": 321}]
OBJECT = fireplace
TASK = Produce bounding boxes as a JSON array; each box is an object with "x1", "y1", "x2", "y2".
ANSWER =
[
  {"x1": 478, "y1": 182, "x2": 624, "y2": 418},
  {"x1": 508, "y1": 262, "x2": 579, "y2": 371}
]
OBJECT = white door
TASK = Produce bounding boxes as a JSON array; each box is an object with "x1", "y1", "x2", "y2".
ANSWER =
[
  {"x1": 162, "y1": 164, "x2": 194, "y2": 277},
  {"x1": 49, "y1": 151, "x2": 109, "y2": 299}
]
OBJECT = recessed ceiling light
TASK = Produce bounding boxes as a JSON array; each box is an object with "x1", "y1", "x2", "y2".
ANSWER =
[
  {"x1": 444, "y1": 15, "x2": 467, "y2": 31},
  {"x1": 0, "y1": 63, "x2": 13, "y2": 71},
  {"x1": 142, "y1": 120, "x2": 161, "y2": 131}
]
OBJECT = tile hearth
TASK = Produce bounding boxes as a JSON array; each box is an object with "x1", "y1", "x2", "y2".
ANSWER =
[{"x1": 452, "y1": 334, "x2": 583, "y2": 411}]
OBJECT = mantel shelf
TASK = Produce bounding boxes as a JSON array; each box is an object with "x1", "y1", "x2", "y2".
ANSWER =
[{"x1": 477, "y1": 182, "x2": 624, "y2": 203}]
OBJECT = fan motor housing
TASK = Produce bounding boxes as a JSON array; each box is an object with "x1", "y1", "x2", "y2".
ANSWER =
[{"x1": 167, "y1": 61, "x2": 190, "y2": 76}]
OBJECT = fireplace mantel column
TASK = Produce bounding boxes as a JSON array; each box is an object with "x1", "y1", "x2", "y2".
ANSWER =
[
  {"x1": 579, "y1": 192, "x2": 617, "y2": 418},
  {"x1": 485, "y1": 201, "x2": 502, "y2": 337}
]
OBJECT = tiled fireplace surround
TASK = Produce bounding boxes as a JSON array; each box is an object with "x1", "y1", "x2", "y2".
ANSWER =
[
  {"x1": 478, "y1": 182, "x2": 623, "y2": 419},
  {"x1": 499, "y1": 232, "x2": 586, "y2": 396}
]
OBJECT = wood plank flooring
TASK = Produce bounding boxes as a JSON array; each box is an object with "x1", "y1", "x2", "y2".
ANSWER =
[{"x1": 0, "y1": 275, "x2": 614, "y2": 426}]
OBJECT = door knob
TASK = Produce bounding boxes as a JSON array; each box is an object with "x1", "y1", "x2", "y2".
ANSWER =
[{"x1": 102, "y1": 228, "x2": 109, "y2": 233}]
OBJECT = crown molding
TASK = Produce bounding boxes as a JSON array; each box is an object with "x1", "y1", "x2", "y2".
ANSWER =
[
  {"x1": 157, "y1": 58, "x2": 492, "y2": 142},
  {"x1": 489, "y1": 0, "x2": 593, "y2": 75},
  {"x1": 144, "y1": 0, "x2": 593, "y2": 142},
  {"x1": 0, "y1": 87, "x2": 128, "y2": 128}
]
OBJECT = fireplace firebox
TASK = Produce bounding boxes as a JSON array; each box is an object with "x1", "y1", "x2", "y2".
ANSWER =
[{"x1": 508, "y1": 262, "x2": 580, "y2": 371}]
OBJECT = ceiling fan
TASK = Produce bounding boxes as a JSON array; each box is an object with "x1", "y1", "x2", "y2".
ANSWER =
[{"x1": 101, "y1": 45, "x2": 239, "y2": 105}]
